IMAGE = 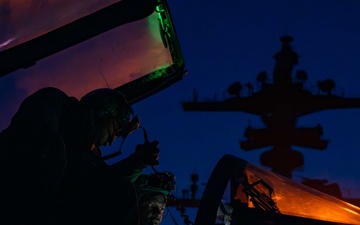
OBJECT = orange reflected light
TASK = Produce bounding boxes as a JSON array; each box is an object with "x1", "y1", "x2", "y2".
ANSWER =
[
  {"x1": 344, "y1": 207, "x2": 360, "y2": 216},
  {"x1": 244, "y1": 164, "x2": 360, "y2": 224}
]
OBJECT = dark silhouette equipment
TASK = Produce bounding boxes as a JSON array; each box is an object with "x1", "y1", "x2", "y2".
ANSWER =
[{"x1": 183, "y1": 36, "x2": 360, "y2": 179}]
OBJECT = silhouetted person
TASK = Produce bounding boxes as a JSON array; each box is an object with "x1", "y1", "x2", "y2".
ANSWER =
[
  {"x1": 0, "y1": 87, "x2": 161, "y2": 224},
  {"x1": 135, "y1": 172, "x2": 176, "y2": 225},
  {"x1": 227, "y1": 82, "x2": 242, "y2": 98},
  {"x1": 317, "y1": 79, "x2": 336, "y2": 96}
]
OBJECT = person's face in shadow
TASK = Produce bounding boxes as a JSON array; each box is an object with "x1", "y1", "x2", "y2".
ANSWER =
[
  {"x1": 139, "y1": 195, "x2": 166, "y2": 225},
  {"x1": 92, "y1": 115, "x2": 127, "y2": 148}
]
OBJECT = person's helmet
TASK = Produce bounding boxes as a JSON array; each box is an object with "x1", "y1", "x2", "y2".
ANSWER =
[
  {"x1": 135, "y1": 172, "x2": 176, "y2": 203},
  {"x1": 80, "y1": 88, "x2": 139, "y2": 138},
  {"x1": 80, "y1": 88, "x2": 133, "y2": 118}
]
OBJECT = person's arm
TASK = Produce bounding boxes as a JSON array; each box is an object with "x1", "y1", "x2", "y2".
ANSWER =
[{"x1": 110, "y1": 140, "x2": 160, "y2": 183}]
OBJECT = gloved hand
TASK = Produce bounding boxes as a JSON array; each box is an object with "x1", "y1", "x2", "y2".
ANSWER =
[{"x1": 134, "y1": 140, "x2": 160, "y2": 167}]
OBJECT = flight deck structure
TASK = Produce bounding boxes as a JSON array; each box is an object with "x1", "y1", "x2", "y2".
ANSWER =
[{"x1": 182, "y1": 36, "x2": 360, "y2": 179}]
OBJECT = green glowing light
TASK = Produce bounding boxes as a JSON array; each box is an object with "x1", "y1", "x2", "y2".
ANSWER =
[{"x1": 147, "y1": 12, "x2": 162, "y2": 42}]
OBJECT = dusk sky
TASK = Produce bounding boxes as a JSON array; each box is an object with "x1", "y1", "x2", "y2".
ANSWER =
[{"x1": 2, "y1": 1, "x2": 360, "y2": 224}]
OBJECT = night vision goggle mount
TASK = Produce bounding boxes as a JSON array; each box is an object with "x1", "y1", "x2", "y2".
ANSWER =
[{"x1": 137, "y1": 172, "x2": 176, "y2": 197}]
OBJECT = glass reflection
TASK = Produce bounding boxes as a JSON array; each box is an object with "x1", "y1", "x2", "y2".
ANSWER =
[
  {"x1": 231, "y1": 162, "x2": 360, "y2": 224},
  {"x1": 0, "y1": 0, "x2": 121, "y2": 50}
]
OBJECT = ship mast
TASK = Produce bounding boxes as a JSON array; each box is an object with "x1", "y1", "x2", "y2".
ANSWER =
[{"x1": 183, "y1": 36, "x2": 360, "y2": 178}]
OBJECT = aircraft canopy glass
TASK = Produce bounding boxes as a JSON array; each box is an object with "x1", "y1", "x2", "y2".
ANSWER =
[
  {"x1": 197, "y1": 155, "x2": 360, "y2": 225},
  {"x1": 0, "y1": 0, "x2": 121, "y2": 51},
  {"x1": 0, "y1": 0, "x2": 184, "y2": 131},
  {"x1": 238, "y1": 162, "x2": 360, "y2": 224}
]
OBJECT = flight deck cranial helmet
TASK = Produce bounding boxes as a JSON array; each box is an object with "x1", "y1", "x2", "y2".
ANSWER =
[
  {"x1": 80, "y1": 88, "x2": 139, "y2": 139},
  {"x1": 134, "y1": 172, "x2": 176, "y2": 225},
  {"x1": 135, "y1": 172, "x2": 176, "y2": 202}
]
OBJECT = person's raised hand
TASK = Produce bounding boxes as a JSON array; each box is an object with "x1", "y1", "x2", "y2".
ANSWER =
[{"x1": 134, "y1": 140, "x2": 160, "y2": 167}]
